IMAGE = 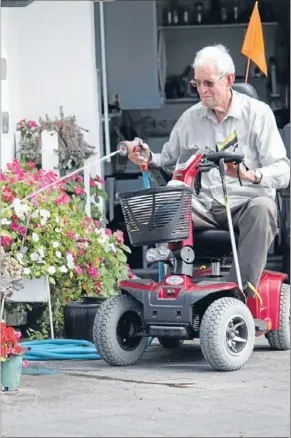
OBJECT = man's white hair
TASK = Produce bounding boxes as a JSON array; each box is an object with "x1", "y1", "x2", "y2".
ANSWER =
[{"x1": 193, "y1": 44, "x2": 235, "y2": 76}]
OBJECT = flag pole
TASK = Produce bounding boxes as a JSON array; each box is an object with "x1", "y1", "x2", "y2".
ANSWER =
[{"x1": 244, "y1": 1, "x2": 258, "y2": 83}]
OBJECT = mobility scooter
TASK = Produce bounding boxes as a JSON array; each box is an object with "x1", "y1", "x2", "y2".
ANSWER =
[{"x1": 94, "y1": 106, "x2": 290, "y2": 374}]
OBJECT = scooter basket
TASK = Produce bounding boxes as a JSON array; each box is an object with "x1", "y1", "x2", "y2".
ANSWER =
[{"x1": 118, "y1": 186, "x2": 193, "y2": 246}]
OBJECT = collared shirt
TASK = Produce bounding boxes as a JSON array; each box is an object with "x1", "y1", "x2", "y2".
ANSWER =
[{"x1": 151, "y1": 90, "x2": 290, "y2": 212}]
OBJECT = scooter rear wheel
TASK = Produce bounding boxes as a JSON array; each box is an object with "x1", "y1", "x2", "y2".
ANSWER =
[
  {"x1": 93, "y1": 294, "x2": 148, "y2": 366},
  {"x1": 200, "y1": 297, "x2": 255, "y2": 372},
  {"x1": 266, "y1": 283, "x2": 290, "y2": 350}
]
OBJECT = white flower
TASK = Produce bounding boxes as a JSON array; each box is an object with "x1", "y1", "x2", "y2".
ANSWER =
[
  {"x1": 60, "y1": 265, "x2": 68, "y2": 273},
  {"x1": 1, "y1": 218, "x2": 11, "y2": 225},
  {"x1": 48, "y1": 266, "x2": 56, "y2": 275},
  {"x1": 105, "y1": 243, "x2": 117, "y2": 253},
  {"x1": 32, "y1": 232, "x2": 39, "y2": 242},
  {"x1": 39, "y1": 209, "x2": 50, "y2": 219},
  {"x1": 56, "y1": 251, "x2": 62, "y2": 258},
  {"x1": 40, "y1": 218, "x2": 47, "y2": 226},
  {"x1": 74, "y1": 234, "x2": 79, "y2": 240},
  {"x1": 55, "y1": 216, "x2": 60, "y2": 223},
  {"x1": 23, "y1": 267, "x2": 31, "y2": 275},
  {"x1": 13, "y1": 198, "x2": 29, "y2": 219},
  {"x1": 16, "y1": 252, "x2": 24, "y2": 264},
  {"x1": 20, "y1": 246, "x2": 28, "y2": 254},
  {"x1": 66, "y1": 253, "x2": 75, "y2": 269},
  {"x1": 84, "y1": 241, "x2": 89, "y2": 249},
  {"x1": 55, "y1": 228, "x2": 61, "y2": 233},
  {"x1": 38, "y1": 247, "x2": 45, "y2": 258},
  {"x1": 52, "y1": 241, "x2": 59, "y2": 248},
  {"x1": 30, "y1": 252, "x2": 40, "y2": 262},
  {"x1": 31, "y1": 210, "x2": 39, "y2": 219}
]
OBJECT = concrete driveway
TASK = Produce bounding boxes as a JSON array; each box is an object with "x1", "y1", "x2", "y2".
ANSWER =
[{"x1": 1, "y1": 338, "x2": 290, "y2": 437}]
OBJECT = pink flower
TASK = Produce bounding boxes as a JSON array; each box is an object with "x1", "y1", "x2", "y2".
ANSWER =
[
  {"x1": 27, "y1": 161, "x2": 36, "y2": 169},
  {"x1": 55, "y1": 193, "x2": 70, "y2": 205},
  {"x1": 22, "y1": 360, "x2": 29, "y2": 368},
  {"x1": 90, "y1": 179, "x2": 95, "y2": 187},
  {"x1": 1, "y1": 236, "x2": 12, "y2": 247},
  {"x1": 104, "y1": 228, "x2": 112, "y2": 237},
  {"x1": 115, "y1": 230, "x2": 124, "y2": 244},
  {"x1": 75, "y1": 265, "x2": 83, "y2": 275},
  {"x1": 0, "y1": 173, "x2": 7, "y2": 181},
  {"x1": 74, "y1": 186, "x2": 85, "y2": 196},
  {"x1": 11, "y1": 223, "x2": 19, "y2": 231},
  {"x1": 28, "y1": 121, "x2": 37, "y2": 128},
  {"x1": 95, "y1": 175, "x2": 104, "y2": 184},
  {"x1": 79, "y1": 248, "x2": 85, "y2": 256},
  {"x1": 87, "y1": 266, "x2": 99, "y2": 280},
  {"x1": 18, "y1": 226, "x2": 27, "y2": 236},
  {"x1": 67, "y1": 231, "x2": 74, "y2": 239},
  {"x1": 14, "y1": 330, "x2": 22, "y2": 340}
]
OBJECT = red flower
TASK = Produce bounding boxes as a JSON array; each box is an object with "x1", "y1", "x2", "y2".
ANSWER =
[
  {"x1": 0, "y1": 321, "x2": 24, "y2": 362},
  {"x1": 28, "y1": 121, "x2": 37, "y2": 128}
]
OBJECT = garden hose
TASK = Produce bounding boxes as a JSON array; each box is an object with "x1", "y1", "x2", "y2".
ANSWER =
[{"x1": 21, "y1": 338, "x2": 153, "y2": 361}]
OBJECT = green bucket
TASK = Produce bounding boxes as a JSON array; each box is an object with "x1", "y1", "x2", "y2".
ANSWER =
[{"x1": 1, "y1": 355, "x2": 23, "y2": 391}]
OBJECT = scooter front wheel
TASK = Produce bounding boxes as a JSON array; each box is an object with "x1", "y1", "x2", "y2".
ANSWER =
[
  {"x1": 93, "y1": 294, "x2": 148, "y2": 366},
  {"x1": 200, "y1": 297, "x2": 255, "y2": 372}
]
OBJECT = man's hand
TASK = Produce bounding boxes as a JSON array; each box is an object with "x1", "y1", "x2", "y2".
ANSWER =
[
  {"x1": 225, "y1": 163, "x2": 256, "y2": 183},
  {"x1": 128, "y1": 142, "x2": 152, "y2": 166}
]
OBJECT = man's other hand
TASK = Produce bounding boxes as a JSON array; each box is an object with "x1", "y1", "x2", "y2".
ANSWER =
[{"x1": 225, "y1": 163, "x2": 256, "y2": 183}]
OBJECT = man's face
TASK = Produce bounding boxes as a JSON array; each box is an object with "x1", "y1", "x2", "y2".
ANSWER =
[{"x1": 193, "y1": 65, "x2": 234, "y2": 109}]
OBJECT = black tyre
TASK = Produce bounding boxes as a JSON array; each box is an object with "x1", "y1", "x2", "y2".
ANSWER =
[
  {"x1": 200, "y1": 297, "x2": 255, "y2": 372},
  {"x1": 266, "y1": 283, "x2": 290, "y2": 350},
  {"x1": 93, "y1": 294, "x2": 148, "y2": 366},
  {"x1": 158, "y1": 338, "x2": 184, "y2": 349}
]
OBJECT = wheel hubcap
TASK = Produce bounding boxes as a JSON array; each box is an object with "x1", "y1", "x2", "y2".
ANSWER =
[
  {"x1": 116, "y1": 311, "x2": 142, "y2": 351},
  {"x1": 225, "y1": 316, "x2": 248, "y2": 354}
]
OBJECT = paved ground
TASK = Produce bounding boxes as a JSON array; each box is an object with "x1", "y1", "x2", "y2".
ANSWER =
[{"x1": 1, "y1": 338, "x2": 290, "y2": 437}]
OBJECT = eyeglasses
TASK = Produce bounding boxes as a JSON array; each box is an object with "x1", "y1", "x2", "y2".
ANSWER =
[{"x1": 190, "y1": 74, "x2": 227, "y2": 89}]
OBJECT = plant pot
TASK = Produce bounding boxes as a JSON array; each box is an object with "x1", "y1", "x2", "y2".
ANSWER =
[
  {"x1": 63, "y1": 296, "x2": 106, "y2": 342},
  {"x1": 1, "y1": 355, "x2": 23, "y2": 391}
]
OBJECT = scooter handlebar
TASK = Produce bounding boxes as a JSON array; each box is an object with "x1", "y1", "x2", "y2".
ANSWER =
[{"x1": 204, "y1": 151, "x2": 245, "y2": 164}]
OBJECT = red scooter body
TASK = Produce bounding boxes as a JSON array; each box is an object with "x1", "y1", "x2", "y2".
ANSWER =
[{"x1": 119, "y1": 151, "x2": 287, "y2": 334}]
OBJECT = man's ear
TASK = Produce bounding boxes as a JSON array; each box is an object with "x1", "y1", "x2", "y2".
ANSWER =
[{"x1": 227, "y1": 73, "x2": 235, "y2": 87}]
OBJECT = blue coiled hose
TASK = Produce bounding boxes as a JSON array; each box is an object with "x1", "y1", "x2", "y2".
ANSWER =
[{"x1": 21, "y1": 338, "x2": 153, "y2": 361}]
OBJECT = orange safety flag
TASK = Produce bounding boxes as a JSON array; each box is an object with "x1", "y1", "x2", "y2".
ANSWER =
[{"x1": 241, "y1": 1, "x2": 268, "y2": 78}]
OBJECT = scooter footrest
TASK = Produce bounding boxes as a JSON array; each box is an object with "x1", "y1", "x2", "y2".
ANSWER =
[{"x1": 148, "y1": 325, "x2": 188, "y2": 338}]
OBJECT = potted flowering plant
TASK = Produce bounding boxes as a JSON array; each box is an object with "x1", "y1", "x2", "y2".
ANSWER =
[
  {"x1": 0, "y1": 321, "x2": 28, "y2": 391},
  {"x1": 0, "y1": 159, "x2": 132, "y2": 337},
  {"x1": 17, "y1": 107, "x2": 96, "y2": 175}
]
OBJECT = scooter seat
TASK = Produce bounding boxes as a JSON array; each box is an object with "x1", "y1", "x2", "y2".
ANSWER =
[{"x1": 194, "y1": 229, "x2": 239, "y2": 258}]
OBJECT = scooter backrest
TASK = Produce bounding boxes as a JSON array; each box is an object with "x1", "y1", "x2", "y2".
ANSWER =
[{"x1": 232, "y1": 83, "x2": 259, "y2": 100}]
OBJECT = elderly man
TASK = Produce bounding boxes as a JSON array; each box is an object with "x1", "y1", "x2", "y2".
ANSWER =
[{"x1": 128, "y1": 44, "x2": 290, "y2": 291}]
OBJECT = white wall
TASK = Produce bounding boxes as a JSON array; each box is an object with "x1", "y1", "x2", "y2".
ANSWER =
[{"x1": 1, "y1": 1, "x2": 103, "y2": 177}]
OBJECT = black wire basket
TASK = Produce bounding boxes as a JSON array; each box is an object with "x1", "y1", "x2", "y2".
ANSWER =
[{"x1": 118, "y1": 186, "x2": 193, "y2": 246}]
